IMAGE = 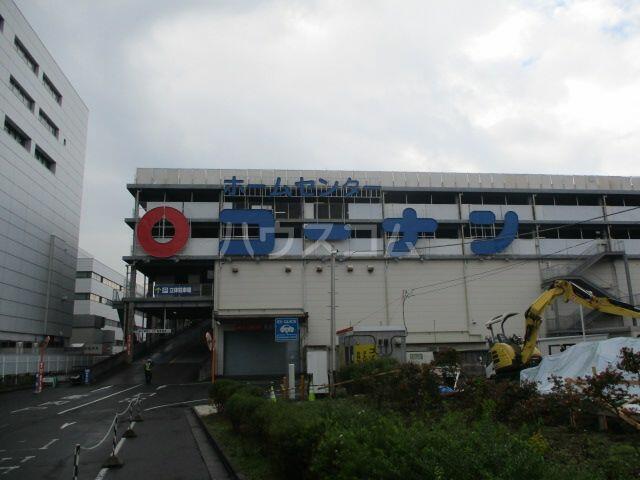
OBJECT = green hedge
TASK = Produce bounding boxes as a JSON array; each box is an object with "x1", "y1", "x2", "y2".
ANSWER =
[
  {"x1": 311, "y1": 405, "x2": 594, "y2": 480},
  {"x1": 209, "y1": 380, "x2": 601, "y2": 480}
]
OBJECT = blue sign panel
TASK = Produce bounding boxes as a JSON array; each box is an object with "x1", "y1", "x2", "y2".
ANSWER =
[
  {"x1": 219, "y1": 209, "x2": 275, "y2": 256},
  {"x1": 154, "y1": 284, "x2": 195, "y2": 296},
  {"x1": 304, "y1": 223, "x2": 351, "y2": 241},
  {"x1": 275, "y1": 317, "x2": 299, "y2": 342}
]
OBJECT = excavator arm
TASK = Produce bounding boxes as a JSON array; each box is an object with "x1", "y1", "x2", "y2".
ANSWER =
[{"x1": 520, "y1": 280, "x2": 640, "y2": 365}]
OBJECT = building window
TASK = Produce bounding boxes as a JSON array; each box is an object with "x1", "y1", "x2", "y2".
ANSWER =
[
  {"x1": 34, "y1": 145, "x2": 56, "y2": 173},
  {"x1": 222, "y1": 223, "x2": 248, "y2": 239},
  {"x1": 14, "y1": 37, "x2": 38, "y2": 74},
  {"x1": 4, "y1": 116, "x2": 30, "y2": 151},
  {"x1": 77, "y1": 270, "x2": 123, "y2": 290},
  {"x1": 38, "y1": 109, "x2": 59, "y2": 138},
  {"x1": 9, "y1": 76, "x2": 34, "y2": 112},
  {"x1": 42, "y1": 74, "x2": 62, "y2": 105},
  {"x1": 87, "y1": 293, "x2": 112, "y2": 306}
]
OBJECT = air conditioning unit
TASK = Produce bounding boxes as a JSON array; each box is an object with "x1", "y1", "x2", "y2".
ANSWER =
[{"x1": 406, "y1": 351, "x2": 434, "y2": 365}]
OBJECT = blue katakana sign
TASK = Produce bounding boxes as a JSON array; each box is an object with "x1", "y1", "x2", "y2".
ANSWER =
[
  {"x1": 382, "y1": 208, "x2": 438, "y2": 256},
  {"x1": 216, "y1": 206, "x2": 519, "y2": 257},
  {"x1": 469, "y1": 210, "x2": 519, "y2": 255},
  {"x1": 223, "y1": 176, "x2": 380, "y2": 197},
  {"x1": 275, "y1": 317, "x2": 299, "y2": 342}
]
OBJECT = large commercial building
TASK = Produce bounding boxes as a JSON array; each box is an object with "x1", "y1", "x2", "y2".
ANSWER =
[
  {"x1": 122, "y1": 169, "x2": 640, "y2": 377},
  {"x1": 0, "y1": 0, "x2": 88, "y2": 349}
]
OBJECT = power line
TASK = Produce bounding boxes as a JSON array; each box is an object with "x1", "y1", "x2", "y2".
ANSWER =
[{"x1": 348, "y1": 238, "x2": 595, "y2": 328}]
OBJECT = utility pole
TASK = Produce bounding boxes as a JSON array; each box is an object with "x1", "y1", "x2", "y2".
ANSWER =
[
  {"x1": 125, "y1": 264, "x2": 137, "y2": 364},
  {"x1": 579, "y1": 304, "x2": 586, "y2": 341},
  {"x1": 401, "y1": 289, "x2": 408, "y2": 332},
  {"x1": 329, "y1": 249, "x2": 336, "y2": 386}
]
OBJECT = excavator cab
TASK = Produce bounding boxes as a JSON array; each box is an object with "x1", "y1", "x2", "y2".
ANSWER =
[
  {"x1": 485, "y1": 312, "x2": 541, "y2": 379},
  {"x1": 485, "y1": 312, "x2": 519, "y2": 346}
]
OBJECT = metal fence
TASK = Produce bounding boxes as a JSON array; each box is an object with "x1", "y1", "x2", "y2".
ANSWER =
[{"x1": 0, "y1": 354, "x2": 99, "y2": 380}]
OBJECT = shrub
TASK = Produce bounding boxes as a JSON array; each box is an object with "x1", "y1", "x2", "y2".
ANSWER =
[
  {"x1": 226, "y1": 392, "x2": 267, "y2": 432},
  {"x1": 337, "y1": 356, "x2": 399, "y2": 393},
  {"x1": 339, "y1": 359, "x2": 447, "y2": 413},
  {"x1": 260, "y1": 401, "x2": 333, "y2": 479},
  {"x1": 209, "y1": 379, "x2": 265, "y2": 412}
]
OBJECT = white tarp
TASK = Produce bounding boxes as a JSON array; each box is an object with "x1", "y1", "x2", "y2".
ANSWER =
[{"x1": 520, "y1": 337, "x2": 640, "y2": 399}]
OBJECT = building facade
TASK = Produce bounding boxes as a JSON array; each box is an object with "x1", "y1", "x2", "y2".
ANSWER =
[
  {"x1": 123, "y1": 169, "x2": 640, "y2": 377},
  {"x1": 72, "y1": 250, "x2": 126, "y2": 355},
  {"x1": 0, "y1": 0, "x2": 88, "y2": 349}
]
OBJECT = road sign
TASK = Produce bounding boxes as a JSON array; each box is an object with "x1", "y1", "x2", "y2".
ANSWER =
[
  {"x1": 275, "y1": 317, "x2": 299, "y2": 342},
  {"x1": 137, "y1": 328, "x2": 173, "y2": 334}
]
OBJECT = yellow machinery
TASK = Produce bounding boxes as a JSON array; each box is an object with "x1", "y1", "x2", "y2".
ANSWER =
[{"x1": 486, "y1": 279, "x2": 640, "y2": 378}]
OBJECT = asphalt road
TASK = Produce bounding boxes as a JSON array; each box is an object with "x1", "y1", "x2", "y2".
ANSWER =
[{"x1": 0, "y1": 332, "x2": 225, "y2": 480}]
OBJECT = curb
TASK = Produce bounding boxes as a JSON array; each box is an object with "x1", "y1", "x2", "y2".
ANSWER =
[{"x1": 191, "y1": 407, "x2": 240, "y2": 480}]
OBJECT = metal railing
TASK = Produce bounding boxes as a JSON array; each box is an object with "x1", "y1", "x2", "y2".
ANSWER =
[
  {"x1": 0, "y1": 354, "x2": 97, "y2": 380},
  {"x1": 540, "y1": 241, "x2": 607, "y2": 281}
]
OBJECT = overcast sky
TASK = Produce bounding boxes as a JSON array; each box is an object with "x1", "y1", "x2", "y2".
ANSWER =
[{"x1": 14, "y1": 0, "x2": 640, "y2": 271}]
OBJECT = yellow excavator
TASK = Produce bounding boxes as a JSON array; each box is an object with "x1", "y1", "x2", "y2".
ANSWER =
[{"x1": 486, "y1": 279, "x2": 640, "y2": 378}]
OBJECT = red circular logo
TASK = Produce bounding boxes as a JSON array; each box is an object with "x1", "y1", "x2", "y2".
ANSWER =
[{"x1": 136, "y1": 207, "x2": 189, "y2": 258}]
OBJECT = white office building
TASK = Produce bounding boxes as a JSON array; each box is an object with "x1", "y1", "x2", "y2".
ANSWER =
[
  {"x1": 72, "y1": 250, "x2": 126, "y2": 355},
  {"x1": 120, "y1": 169, "x2": 640, "y2": 377},
  {"x1": 0, "y1": 0, "x2": 88, "y2": 350}
]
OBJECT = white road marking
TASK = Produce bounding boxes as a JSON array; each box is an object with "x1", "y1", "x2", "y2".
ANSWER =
[
  {"x1": 0, "y1": 458, "x2": 10, "y2": 462},
  {"x1": 10, "y1": 407, "x2": 46, "y2": 414},
  {"x1": 0, "y1": 466, "x2": 19, "y2": 475},
  {"x1": 61, "y1": 394, "x2": 88, "y2": 401},
  {"x1": 143, "y1": 398, "x2": 208, "y2": 412},
  {"x1": 60, "y1": 422, "x2": 76, "y2": 430},
  {"x1": 93, "y1": 422, "x2": 135, "y2": 480},
  {"x1": 39, "y1": 439, "x2": 58, "y2": 450},
  {"x1": 20, "y1": 456, "x2": 34, "y2": 464},
  {"x1": 39, "y1": 401, "x2": 69, "y2": 407},
  {"x1": 156, "y1": 385, "x2": 167, "y2": 390},
  {"x1": 90, "y1": 385, "x2": 112, "y2": 393},
  {"x1": 57, "y1": 385, "x2": 141, "y2": 415}
]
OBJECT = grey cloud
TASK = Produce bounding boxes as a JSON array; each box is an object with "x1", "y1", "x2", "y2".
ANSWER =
[{"x1": 13, "y1": 0, "x2": 640, "y2": 270}]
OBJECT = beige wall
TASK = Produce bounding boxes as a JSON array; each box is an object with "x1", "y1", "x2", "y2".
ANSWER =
[{"x1": 215, "y1": 258, "x2": 564, "y2": 349}]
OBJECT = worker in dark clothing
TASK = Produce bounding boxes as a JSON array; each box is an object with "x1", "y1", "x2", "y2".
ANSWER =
[{"x1": 144, "y1": 358, "x2": 153, "y2": 384}]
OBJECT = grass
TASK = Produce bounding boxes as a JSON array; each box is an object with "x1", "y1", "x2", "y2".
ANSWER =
[{"x1": 202, "y1": 414, "x2": 278, "y2": 480}]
